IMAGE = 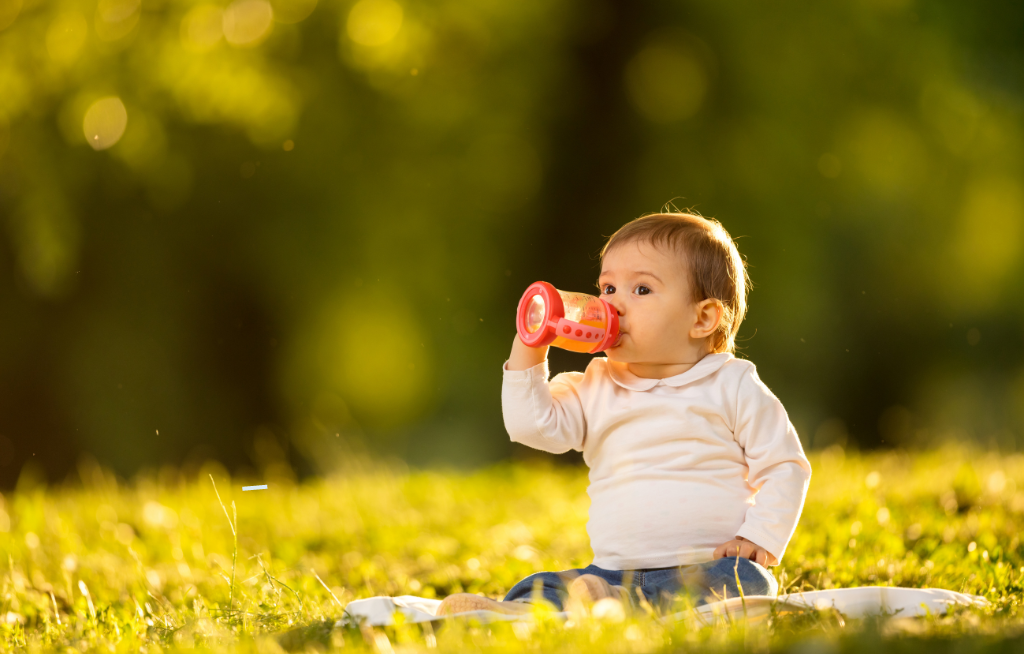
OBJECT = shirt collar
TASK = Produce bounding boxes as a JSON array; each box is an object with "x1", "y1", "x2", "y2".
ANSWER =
[{"x1": 604, "y1": 352, "x2": 734, "y2": 391}]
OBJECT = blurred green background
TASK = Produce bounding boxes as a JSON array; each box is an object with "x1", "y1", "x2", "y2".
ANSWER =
[{"x1": 1, "y1": 0, "x2": 1022, "y2": 487}]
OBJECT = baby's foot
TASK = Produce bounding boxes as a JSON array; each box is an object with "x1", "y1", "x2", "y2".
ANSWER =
[
  {"x1": 568, "y1": 574, "x2": 629, "y2": 604},
  {"x1": 567, "y1": 575, "x2": 631, "y2": 620},
  {"x1": 435, "y1": 594, "x2": 534, "y2": 616}
]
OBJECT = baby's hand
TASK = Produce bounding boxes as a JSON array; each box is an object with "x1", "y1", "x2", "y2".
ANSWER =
[{"x1": 713, "y1": 536, "x2": 778, "y2": 566}]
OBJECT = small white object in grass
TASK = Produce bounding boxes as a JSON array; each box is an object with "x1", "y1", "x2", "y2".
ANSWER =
[
  {"x1": 592, "y1": 597, "x2": 626, "y2": 622},
  {"x1": 243, "y1": 485, "x2": 268, "y2": 491}
]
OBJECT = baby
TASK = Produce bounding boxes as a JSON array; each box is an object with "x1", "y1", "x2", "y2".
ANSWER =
[{"x1": 438, "y1": 212, "x2": 812, "y2": 615}]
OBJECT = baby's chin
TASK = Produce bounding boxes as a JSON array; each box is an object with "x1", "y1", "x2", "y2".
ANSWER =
[
  {"x1": 602, "y1": 339, "x2": 688, "y2": 364},
  {"x1": 602, "y1": 341, "x2": 633, "y2": 361},
  {"x1": 604, "y1": 351, "x2": 645, "y2": 364}
]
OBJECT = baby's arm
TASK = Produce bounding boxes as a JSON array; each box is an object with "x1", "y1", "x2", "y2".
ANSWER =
[
  {"x1": 508, "y1": 333, "x2": 548, "y2": 371},
  {"x1": 727, "y1": 367, "x2": 813, "y2": 565},
  {"x1": 501, "y1": 335, "x2": 587, "y2": 454}
]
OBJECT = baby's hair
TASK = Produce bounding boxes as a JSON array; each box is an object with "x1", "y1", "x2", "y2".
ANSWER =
[{"x1": 600, "y1": 210, "x2": 752, "y2": 355}]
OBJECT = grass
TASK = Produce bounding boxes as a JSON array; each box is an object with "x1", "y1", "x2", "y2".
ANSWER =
[{"x1": 2, "y1": 444, "x2": 1024, "y2": 652}]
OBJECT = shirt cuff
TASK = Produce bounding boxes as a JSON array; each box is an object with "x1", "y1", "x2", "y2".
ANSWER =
[
  {"x1": 735, "y1": 524, "x2": 786, "y2": 565},
  {"x1": 501, "y1": 359, "x2": 549, "y2": 383}
]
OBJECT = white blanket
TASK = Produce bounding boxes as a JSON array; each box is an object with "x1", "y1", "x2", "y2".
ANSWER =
[{"x1": 339, "y1": 587, "x2": 989, "y2": 627}]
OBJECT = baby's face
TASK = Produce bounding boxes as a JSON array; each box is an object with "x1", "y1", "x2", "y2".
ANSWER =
[{"x1": 598, "y1": 240, "x2": 703, "y2": 364}]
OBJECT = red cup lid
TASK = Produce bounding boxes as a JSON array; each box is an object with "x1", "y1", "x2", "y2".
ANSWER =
[{"x1": 516, "y1": 281, "x2": 564, "y2": 347}]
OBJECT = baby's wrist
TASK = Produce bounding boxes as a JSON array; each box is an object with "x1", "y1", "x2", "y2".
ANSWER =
[{"x1": 507, "y1": 334, "x2": 549, "y2": 371}]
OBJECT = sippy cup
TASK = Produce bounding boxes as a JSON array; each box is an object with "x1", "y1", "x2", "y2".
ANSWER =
[{"x1": 516, "y1": 281, "x2": 620, "y2": 353}]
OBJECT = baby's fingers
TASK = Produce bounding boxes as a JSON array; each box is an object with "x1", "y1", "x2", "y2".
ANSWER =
[
  {"x1": 730, "y1": 542, "x2": 750, "y2": 559},
  {"x1": 751, "y1": 547, "x2": 768, "y2": 566},
  {"x1": 736, "y1": 542, "x2": 758, "y2": 561},
  {"x1": 741, "y1": 545, "x2": 769, "y2": 566},
  {"x1": 714, "y1": 540, "x2": 743, "y2": 559}
]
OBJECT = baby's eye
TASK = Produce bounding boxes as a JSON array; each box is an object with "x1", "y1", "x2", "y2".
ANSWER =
[
  {"x1": 602, "y1": 284, "x2": 616, "y2": 295},
  {"x1": 635, "y1": 285, "x2": 651, "y2": 296}
]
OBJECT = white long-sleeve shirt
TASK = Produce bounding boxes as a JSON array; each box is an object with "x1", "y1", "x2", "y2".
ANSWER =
[{"x1": 501, "y1": 352, "x2": 811, "y2": 570}]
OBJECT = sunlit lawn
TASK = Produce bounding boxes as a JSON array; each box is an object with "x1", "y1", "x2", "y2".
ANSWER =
[{"x1": 3, "y1": 444, "x2": 1024, "y2": 652}]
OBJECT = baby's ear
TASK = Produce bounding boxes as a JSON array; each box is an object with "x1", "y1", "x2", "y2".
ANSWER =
[{"x1": 690, "y1": 299, "x2": 724, "y2": 338}]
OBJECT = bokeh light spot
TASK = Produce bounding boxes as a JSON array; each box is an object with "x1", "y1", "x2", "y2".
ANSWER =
[
  {"x1": 626, "y1": 41, "x2": 707, "y2": 123},
  {"x1": 111, "y1": 110, "x2": 167, "y2": 169},
  {"x1": 0, "y1": 0, "x2": 23, "y2": 32},
  {"x1": 920, "y1": 82, "x2": 985, "y2": 155},
  {"x1": 845, "y1": 110, "x2": 927, "y2": 198},
  {"x1": 9, "y1": 192, "x2": 80, "y2": 298},
  {"x1": 223, "y1": 0, "x2": 274, "y2": 47},
  {"x1": 181, "y1": 5, "x2": 224, "y2": 52},
  {"x1": 270, "y1": 0, "x2": 316, "y2": 24},
  {"x1": 334, "y1": 301, "x2": 431, "y2": 425},
  {"x1": 285, "y1": 292, "x2": 433, "y2": 431},
  {"x1": 94, "y1": 0, "x2": 140, "y2": 42},
  {"x1": 83, "y1": 97, "x2": 128, "y2": 151},
  {"x1": 98, "y1": 0, "x2": 138, "y2": 25},
  {"x1": 282, "y1": 139, "x2": 294, "y2": 151},
  {"x1": 346, "y1": 0, "x2": 403, "y2": 47},
  {"x1": 46, "y1": 12, "x2": 89, "y2": 63},
  {"x1": 951, "y1": 176, "x2": 1024, "y2": 307}
]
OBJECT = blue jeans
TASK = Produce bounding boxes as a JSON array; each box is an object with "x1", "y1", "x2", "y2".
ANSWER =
[{"x1": 503, "y1": 558, "x2": 778, "y2": 612}]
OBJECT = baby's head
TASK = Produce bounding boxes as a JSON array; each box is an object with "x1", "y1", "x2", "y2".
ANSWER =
[{"x1": 598, "y1": 211, "x2": 751, "y2": 365}]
